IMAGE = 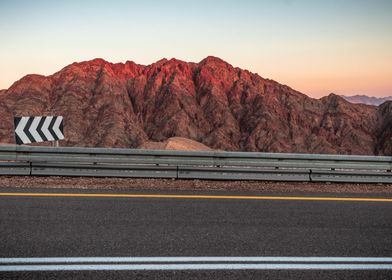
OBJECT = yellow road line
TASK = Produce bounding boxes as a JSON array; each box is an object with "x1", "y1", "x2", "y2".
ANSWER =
[{"x1": 0, "y1": 192, "x2": 391, "y2": 202}]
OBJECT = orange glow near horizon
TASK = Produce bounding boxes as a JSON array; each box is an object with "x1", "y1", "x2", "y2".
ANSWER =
[
  {"x1": 1, "y1": 56, "x2": 391, "y2": 99},
  {"x1": 0, "y1": 0, "x2": 391, "y2": 98}
]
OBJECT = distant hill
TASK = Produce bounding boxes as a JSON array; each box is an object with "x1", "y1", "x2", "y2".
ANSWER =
[
  {"x1": 0, "y1": 57, "x2": 391, "y2": 155},
  {"x1": 341, "y1": 95, "x2": 392, "y2": 106},
  {"x1": 140, "y1": 137, "x2": 213, "y2": 151}
]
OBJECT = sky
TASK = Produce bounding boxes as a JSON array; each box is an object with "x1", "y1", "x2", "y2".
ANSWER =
[{"x1": 0, "y1": 0, "x2": 391, "y2": 98}]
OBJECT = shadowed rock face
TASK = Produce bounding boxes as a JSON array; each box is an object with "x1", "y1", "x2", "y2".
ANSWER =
[
  {"x1": 376, "y1": 101, "x2": 392, "y2": 155},
  {"x1": 0, "y1": 57, "x2": 390, "y2": 155}
]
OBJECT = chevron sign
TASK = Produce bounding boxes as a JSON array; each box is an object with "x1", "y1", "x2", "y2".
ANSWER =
[{"x1": 14, "y1": 116, "x2": 64, "y2": 145}]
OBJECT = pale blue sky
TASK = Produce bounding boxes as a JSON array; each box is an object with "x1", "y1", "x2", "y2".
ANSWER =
[{"x1": 0, "y1": 0, "x2": 391, "y2": 97}]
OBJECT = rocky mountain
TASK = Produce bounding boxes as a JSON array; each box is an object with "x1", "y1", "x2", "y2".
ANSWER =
[
  {"x1": 342, "y1": 95, "x2": 392, "y2": 106},
  {"x1": 0, "y1": 57, "x2": 391, "y2": 155}
]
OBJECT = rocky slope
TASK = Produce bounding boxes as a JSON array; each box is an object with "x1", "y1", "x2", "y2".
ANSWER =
[
  {"x1": 376, "y1": 102, "x2": 392, "y2": 155},
  {"x1": 141, "y1": 137, "x2": 213, "y2": 151},
  {"x1": 342, "y1": 95, "x2": 392, "y2": 106},
  {"x1": 0, "y1": 57, "x2": 390, "y2": 155}
]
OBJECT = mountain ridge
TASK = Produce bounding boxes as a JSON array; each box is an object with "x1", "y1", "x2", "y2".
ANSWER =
[
  {"x1": 0, "y1": 57, "x2": 390, "y2": 155},
  {"x1": 341, "y1": 94, "x2": 392, "y2": 106}
]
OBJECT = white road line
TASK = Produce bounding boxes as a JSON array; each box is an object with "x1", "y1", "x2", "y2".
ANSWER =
[
  {"x1": 1, "y1": 263, "x2": 392, "y2": 271},
  {"x1": 2, "y1": 256, "x2": 392, "y2": 263}
]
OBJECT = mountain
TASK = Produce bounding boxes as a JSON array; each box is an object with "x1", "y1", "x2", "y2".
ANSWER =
[
  {"x1": 342, "y1": 95, "x2": 392, "y2": 106},
  {"x1": 0, "y1": 57, "x2": 390, "y2": 155}
]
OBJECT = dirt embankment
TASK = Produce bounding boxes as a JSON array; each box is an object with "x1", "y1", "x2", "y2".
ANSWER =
[{"x1": 0, "y1": 176, "x2": 391, "y2": 194}]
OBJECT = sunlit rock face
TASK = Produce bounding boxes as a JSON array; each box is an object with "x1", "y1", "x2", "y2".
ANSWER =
[{"x1": 0, "y1": 57, "x2": 389, "y2": 155}]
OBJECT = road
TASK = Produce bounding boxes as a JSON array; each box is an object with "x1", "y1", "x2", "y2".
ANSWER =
[{"x1": 0, "y1": 188, "x2": 391, "y2": 279}]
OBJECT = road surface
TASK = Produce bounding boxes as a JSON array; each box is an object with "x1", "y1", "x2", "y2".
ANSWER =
[{"x1": 0, "y1": 188, "x2": 391, "y2": 279}]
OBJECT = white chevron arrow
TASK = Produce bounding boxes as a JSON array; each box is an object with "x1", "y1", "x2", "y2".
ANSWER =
[
  {"x1": 53, "y1": 116, "x2": 64, "y2": 139},
  {"x1": 29, "y1": 116, "x2": 43, "y2": 142},
  {"x1": 15, "y1": 117, "x2": 31, "y2": 144},
  {"x1": 42, "y1": 116, "x2": 55, "y2": 141}
]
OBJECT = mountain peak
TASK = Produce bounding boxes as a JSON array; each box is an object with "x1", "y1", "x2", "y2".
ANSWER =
[
  {"x1": 90, "y1": 57, "x2": 108, "y2": 64},
  {"x1": 73, "y1": 58, "x2": 110, "y2": 67},
  {"x1": 199, "y1": 56, "x2": 231, "y2": 67}
]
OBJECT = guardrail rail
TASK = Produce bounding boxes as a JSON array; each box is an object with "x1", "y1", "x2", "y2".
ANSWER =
[{"x1": 0, "y1": 146, "x2": 391, "y2": 183}]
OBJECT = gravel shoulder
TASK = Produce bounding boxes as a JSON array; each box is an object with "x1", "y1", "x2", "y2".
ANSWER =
[{"x1": 0, "y1": 176, "x2": 391, "y2": 194}]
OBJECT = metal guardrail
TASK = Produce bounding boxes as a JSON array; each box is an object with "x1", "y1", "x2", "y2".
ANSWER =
[{"x1": 0, "y1": 145, "x2": 391, "y2": 183}]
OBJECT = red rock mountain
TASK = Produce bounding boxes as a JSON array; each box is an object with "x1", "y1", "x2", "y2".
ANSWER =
[{"x1": 0, "y1": 57, "x2": 391, "y2": 155}]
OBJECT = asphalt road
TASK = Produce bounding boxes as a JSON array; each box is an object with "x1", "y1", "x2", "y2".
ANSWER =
[{"x1": 0, "y1": 188, "x2": 391, "y2": 279}]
